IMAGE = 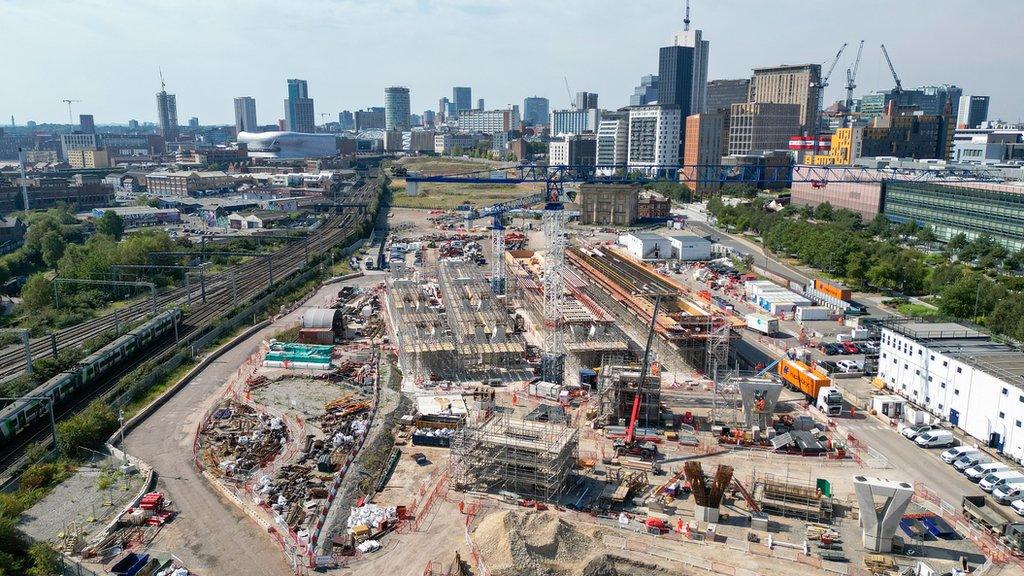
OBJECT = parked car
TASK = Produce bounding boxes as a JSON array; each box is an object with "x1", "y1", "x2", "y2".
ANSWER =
[
  {"x1": 966, "y1": 462, "x2": 1008, "y2": 482},
  {"x1": 915, "y1": 430, "x2": 955, "y2": 448},
  {"x1": 980, "y1": 470, "x2": 1024, "y2": 493},
  {"x1": 901, "y1": 424, "x2": 933, "y2": 440},
  {"x1": 941, "y1": 446, "x2": 977, "y2": 464},
  {"x1": 954, "y1": 452, "x2": 990, "y2": 472},
  {"x1": 1011, "y1": 498, "x2": 1024, "y2": 516},
  {"x1": 994, "y1": 481, "x2": 1024, "y2": 505},
  {"x1": 842, "y1": 342, "x2": 860, "y2": 354}
]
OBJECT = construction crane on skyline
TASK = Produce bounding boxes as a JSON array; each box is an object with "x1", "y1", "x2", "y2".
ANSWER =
[
  {"x1": 814, "y1": 43, "x2": 846, "y2": 136},
  {"x1": 61, "y1": 99, "x2": 81, "y2": 124},
  {"x1": 844, "y1": 40, "x2": 865, "y2": 127},
  {"x1": 880, "y1": 43, "x2": 903, "y2": 95},
  {"x1": 563, "y1": 76, "x2": 574, "y2": 109}
]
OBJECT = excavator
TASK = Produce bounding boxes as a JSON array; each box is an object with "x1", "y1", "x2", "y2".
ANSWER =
[{"x1": 612, "y1": 294, "x2": 664, "y2": 462}]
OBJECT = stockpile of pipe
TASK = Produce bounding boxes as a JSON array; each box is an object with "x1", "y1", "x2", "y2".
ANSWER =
[{"x1": 683, "y1": 462, "x2": 734, "y2": 508}]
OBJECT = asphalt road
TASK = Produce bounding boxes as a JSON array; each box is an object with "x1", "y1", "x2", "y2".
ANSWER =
[{"x1": 123, "y1": 274, "x2": 383, "y2": 576}]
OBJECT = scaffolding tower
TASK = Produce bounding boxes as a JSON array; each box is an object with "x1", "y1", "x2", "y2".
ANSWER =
[
  {"x1": 451, "y1": 411, "x2": 578, "y2": 500},
  {"x1": 541, "y1": 209, "x2": 567, "y2": 384}
]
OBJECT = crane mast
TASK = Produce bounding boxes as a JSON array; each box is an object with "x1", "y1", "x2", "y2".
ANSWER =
[
  {"x1": 844, "y1": 40, "x2": 864, "y2": 127},
  {"x1": 880, "y1": 43, "x2": 902, "y2": 94}
]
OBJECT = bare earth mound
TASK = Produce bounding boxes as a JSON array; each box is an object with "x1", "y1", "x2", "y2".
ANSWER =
[{"x1": 474, "y1": 510, "x2": 596, "y2": 576}]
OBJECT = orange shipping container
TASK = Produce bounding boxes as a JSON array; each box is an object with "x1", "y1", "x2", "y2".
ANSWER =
[
  {"x1": 777, "y1": 358, "x2": 831, "y2": 400},
  {"x1": 814, "y1": 279, "x2": 852, "y2": 302}
]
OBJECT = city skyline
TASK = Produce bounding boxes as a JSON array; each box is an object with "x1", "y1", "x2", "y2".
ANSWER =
[{"x1": 4, "y1": 0, "x2": 1023, "y2": 125}]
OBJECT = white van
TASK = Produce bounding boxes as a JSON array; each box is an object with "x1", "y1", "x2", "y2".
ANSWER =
[
  {"x1": 915, "y1": 430, "x2": 955, "y2": 448},
  {"x1": 954, "y1": 452, "x2": 990, "y2": 472},
  {"x1": 994, "y1": 481, "x2": 1024, "y2": 504},
  {"x1": 980, "y1": 470, "x2": 1024, "y2": 492},
  {"x1": 941, "y1": 446, "x2": 978, "y2": 464},
  {"x1": 966, "y1": 462, "x2": 1008, "y2": 482}
]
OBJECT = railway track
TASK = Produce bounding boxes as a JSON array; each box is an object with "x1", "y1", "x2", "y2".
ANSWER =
[
  {"x1": 0, "y1": 209, "x2": 367, "y2": 473},
  {"x1": 0, "y1": 190, "x2": 376, "y2": 383}
]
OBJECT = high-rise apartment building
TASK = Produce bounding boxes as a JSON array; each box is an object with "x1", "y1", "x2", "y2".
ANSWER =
[
  {"x1": 551, "y1": 109, "x2": 601, "y2": 135},
  {"x1": 627, "y1": 105, "x2": 681, "y2": 175},
  {"x1": 455, "y1": 108, "x2": 519, "y2": 133},
  {"x1": 452, "y1": 87, "x2": 472, "y2": 115},
  {"x1": 523, "y1": 97, "x2": 550, "y2": 126},
  {"x1": 59, "y1": 133, "x2": 98, "y2": 160},
  {"x1": 79, "y1": 114, "x2": 95, "y2": 134},
  {"x1": 748, "y1": 64, "x2": 822, "y2": 135},
  {"x1": 957, "y1": 95, "x2": 990, "y2": 129},
  {"x1": 476, "y1": 99, "x2": 485, "y2": 111},
  {"x1": 354, "y1": 107, "x2": 385, "y2": 131},
  {"x1": 682, "y1": 112, "x2": 726, "y2": 195},
  {"x1": 727, "y1": 102, "x2": 801, "y2": 155},
  {"x1": 384, "y1": 86, "x2": 411, "y2": 131},
  {"x1": 234, "y1": 97, "x2": 258, "y2": 134},
  {"x1": 706, "y1": 79, "x2": 750, "y2": 113},
  {"x1": 596, "y1": 112, "x2": 629, "y2": 171},
  {"x1": 630, "y1": 75, "x2": 659, "y2": 107},
  {"x1": 189, "y1": 117, "x2": 199, "y2": 129},
  {"x1": 548, "y1": 133, "x2": 597, "y2": 166},
  {"x1": 156, "y1": 87, "x2": 178, "y2": 140},
  {"x1": 284, "y1": 78, "x2": 315, "y2": 133},
  {"x1": 338, "y1": 110, "x2": 355, "y2": 131},
  {"x1": 574, "y1": 92, "x2": 599, "y2": 110}
]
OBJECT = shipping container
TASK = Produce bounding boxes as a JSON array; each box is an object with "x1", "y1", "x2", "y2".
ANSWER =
[
  {"x1": 795, "y1": 306, "x2": 832, "y2": 322},
  {"x1": 777, "y1": 358, "x2": 831, "y2": 400},
  {"x1": 814, "y1": 279, "x2": 853, "y2": 302}
]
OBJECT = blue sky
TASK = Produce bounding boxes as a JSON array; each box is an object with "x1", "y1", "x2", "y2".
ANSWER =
[{"x1": 3, "y1": 0, "x2": 1021, "y2": 125}]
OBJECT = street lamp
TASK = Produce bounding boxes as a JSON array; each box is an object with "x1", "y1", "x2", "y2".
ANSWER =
[{"x1": 1, "y1": 395, "x2": 58, "y2": 453}]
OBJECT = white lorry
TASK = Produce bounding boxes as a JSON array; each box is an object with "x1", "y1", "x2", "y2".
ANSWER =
[
  {"x1": 745, "y1": 314, "x2": 779, "y2": 336},
  {"x1": 815, "y1": 387, "x2": 844, "y2": 416}
]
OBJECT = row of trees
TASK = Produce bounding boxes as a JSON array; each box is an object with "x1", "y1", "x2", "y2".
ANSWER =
[{"x1": 707, "y1": 198, "x2": 1024, "y2": 341}]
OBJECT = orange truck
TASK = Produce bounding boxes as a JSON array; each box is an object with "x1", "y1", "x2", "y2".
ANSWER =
[{"x1": 777, "y1": 359, "x2": 843, "y2": 415}]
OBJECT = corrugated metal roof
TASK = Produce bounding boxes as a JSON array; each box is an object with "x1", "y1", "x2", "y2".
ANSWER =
[{"x1": 302, "y1": 308, "x2": 338, "y2": 329}]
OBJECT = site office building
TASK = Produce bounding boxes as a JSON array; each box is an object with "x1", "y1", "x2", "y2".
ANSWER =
[{"x1": 879, "y1": 322, "x2": 1024, "y2": 462}]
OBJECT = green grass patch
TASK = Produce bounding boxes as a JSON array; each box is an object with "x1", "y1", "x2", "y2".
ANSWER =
[
  {"x1": 391, "y1": 182, "x2": 540, "y2": 210},
  {"x1": 896, "y1": 303, "x2": 942, "y2": 318}
]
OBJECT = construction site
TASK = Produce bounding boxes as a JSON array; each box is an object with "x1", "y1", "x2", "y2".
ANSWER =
[{"x1": 355, "y1": 202, "x2": 1003, "y2": 576}]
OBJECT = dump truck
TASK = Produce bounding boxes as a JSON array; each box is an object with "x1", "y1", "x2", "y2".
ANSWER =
[
  {"x1": 777, "y1": 359, "x2": 843, "y2": 415},
  {"x1": 963, "y1": 495, "x2": 1018, "y2": 534}
]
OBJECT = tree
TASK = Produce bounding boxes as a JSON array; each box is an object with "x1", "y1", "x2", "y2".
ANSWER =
[
  {"x1": 946, "y1": 232, "x2": 968, "y2": 254},
  {"x1": 938, "y1": 275, "x2": 1006, "y2": 320},
  {"x1": 56, "y1": 400, "x2": 118, "y2": 458},
  {"x1": 39, "y1": 230, "x2": 66, "y2": 269},
  {"x1": 916, "y1": 225, "x2": 938, "y2": 244},
  {"x1": 866, "y1": 214, "x2": 892, "y2": 238},
  {"x1": 813, "y1": 202, "x2": 834, "y2": 221},
  {"x1": 21, "y1": 274, "x2": 52, "y2": 310},
  {"x1": 26, "y1": 542, "x2": 60, "y2": 576},
  {"x1": 845, "y1": 252, "x2": 868, "y2": 288},
  {"x1": 96, "y1": 211, "x2": 125, "y2": 240}
]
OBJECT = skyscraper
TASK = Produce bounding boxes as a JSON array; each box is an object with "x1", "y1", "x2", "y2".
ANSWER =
[
  {"x1": 477, "y1": 99, "x2": 485, "y2": 111},
  {"x1": 749, "y1": 64, "x2": 822, "y2": 135},
  {"x1": 79, "y1": 114, "x2": 95, "y2": 134},
  {"x1": 156, "y1": 80, "x2": 178, "y2": 140},
  {"x1": 422, "y1": 110, "x2": 436, "y2": 126},
  {"x1": 338, "y1": 110, "x2": 355, "y2": 130},
  {"x1": 384, "y1": 86, "x2": 411, "y2": 131},
  {"x1": 234, "y1": 97, "x2": 258, "y2": 134},
  {"x1": 284, "y1": 78, "x2": 315, "y2": 133},
  {"x1": 189, "y1": 117, "x2": 199, "y2": 129},
  {"x1": 957, "y1": 95, "x2": 990, "y2": 129},
  {"x1": 706, "y1": 79, "x2": 750, "y2": 113},
  {"x1": 671, "y1": 26, "x2": 709, "y2": 115},
  {"x1": 574, "y1": 92, "x2": 598, "y2": 109},
  {"x1": 630, "y1": 75, "x2": 659, "y2": 107},
  {"x1": 354, "y1": 107, "x2": 385, "y2": 131},
  {"x1": 453, "y1": 87, "x2": 472, "y2": 115},
  {"x1": 523, "y1": 97, "x2": 550, "y2": 126}
]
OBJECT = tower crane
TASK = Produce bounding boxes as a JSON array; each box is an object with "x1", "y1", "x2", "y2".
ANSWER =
[
  {"x1": 815, "y1": 43, "x2": 846, "y2": 135},
  {"x1": 61, "y1": 99, "x2": 81, "y2": 124},
  {"x1": 880, "y1": 43, "x2": 903, "y2": 95},
  {"x1": 564, "y1": 76, "x2": 575, "y2": 109},
  {"x1": 844, "y1": 40, "x2": 864, "y2": 127}
]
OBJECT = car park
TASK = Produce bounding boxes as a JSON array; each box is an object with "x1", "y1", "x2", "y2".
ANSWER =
[
  {"x1": 915, "y1": 430, "x2": 955, "y2": 448},
  {"x1": 980, "y1": 470, "x2": 1024, "y2": 492},
  {"x1": 901, "y1": 424, "x2": 933, "y2": 440},
  {"x1": 966, "y1": 462, "x2": 1008, "y2": 482},
  {"x1": 941, "y1": 446, "x2": 978, "y2": 464}
]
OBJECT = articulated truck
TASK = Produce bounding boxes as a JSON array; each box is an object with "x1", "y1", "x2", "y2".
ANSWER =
[{"x1": 777, "y1": 358, "x2": 843, "y2": 416}]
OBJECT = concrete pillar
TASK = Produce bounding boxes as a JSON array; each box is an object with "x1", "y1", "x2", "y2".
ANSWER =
[
  {"x1": 853, "y1": 476, "x2": 914, "y2": 552},
  {"x1": 406, "y1": 181, "x2": 419, "y2": 196},
  {"x1": 737, "y1": 378, "x2": 783, "y2": 430}
]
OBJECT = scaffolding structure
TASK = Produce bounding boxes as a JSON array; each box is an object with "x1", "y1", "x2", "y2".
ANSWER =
[
  {"x1": 450, "y1": 411, "x2": 578, "y2": 500},
  {"x1": 541, "y1": 209, "x2": 567, "y2": 384},
  {"x1": 751, "y1": 472, "x2": 834, "y2": 523},
  {"x1": 385, "y1": 261, "x2": 526, "y2": 384},
  {"x1": 597, "y1": 357, "x2": 662, "y2": 429}
]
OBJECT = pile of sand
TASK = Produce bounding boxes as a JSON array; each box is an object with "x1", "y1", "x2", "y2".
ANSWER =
[
  {"x1": 474, "y1": 510, "x2": 597, "y2": 576},
  {"x1": 579, "y1": 555, "x2": 676, "y2": 576}
]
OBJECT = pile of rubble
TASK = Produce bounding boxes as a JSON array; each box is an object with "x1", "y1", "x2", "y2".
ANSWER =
[
  {"x1": 199, "y1": 400, "x2": 288, "y2": 479},
  {"x1": 251, "y1": 464, "x2": 330, "y2": 531}
]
